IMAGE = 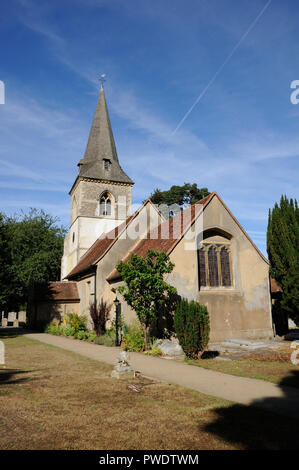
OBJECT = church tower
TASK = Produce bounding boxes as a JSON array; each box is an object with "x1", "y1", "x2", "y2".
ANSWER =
[{"x1": 61, "y1": 86, "x2": 134, "y2": 279}]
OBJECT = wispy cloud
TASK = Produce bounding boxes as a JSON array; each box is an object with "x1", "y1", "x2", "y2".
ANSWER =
[{"x1": 2, "y1": 0, "x2": 298, "y2": 253}]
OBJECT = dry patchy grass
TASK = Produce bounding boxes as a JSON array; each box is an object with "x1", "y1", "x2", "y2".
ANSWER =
[
  {"x1": 0, "y1": 334, "x2": 298, "y2": 450},
  {"x1": 188, "y1": 347, "x2": 299, "y2": 387}
]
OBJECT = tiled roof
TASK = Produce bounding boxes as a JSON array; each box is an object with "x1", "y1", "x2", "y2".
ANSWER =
[
  {"x1": 106, "y1": 191, "x2": 270, "y2": 282},
  {"x1": 106, "y1": 193, "x2": 213, "y2": 282},
  {"x1": 66, "y1": 217, "x2": 133, "y2": 279},
  {"x1": 66, "y1": 199, "x2": 163, "y2": 280},
  {"x1": 33, "y1": 281, "x2": 80, "y2": 302}
]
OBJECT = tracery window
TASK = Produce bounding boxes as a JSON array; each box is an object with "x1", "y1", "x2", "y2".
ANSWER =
[
  {"x1": 198, "y1": 244, "x2": 232, "y2": 288},
  {"x1": 100, "y1": 192, "x2": 112, "y2": 216}
]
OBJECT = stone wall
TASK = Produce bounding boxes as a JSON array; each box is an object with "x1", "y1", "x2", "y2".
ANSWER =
[
  {"x1": 61, "y1": 178, "x2": 133, "y2": 279},
  {"x1": 166, "y1": 196, "x2": 273, "y2": 341},
  {"x1": 108, "y1": 196, "x2": 273, "y2": 341},
  {"x1": 27, "y1": 301, "x2": 80, "y2": 330}
]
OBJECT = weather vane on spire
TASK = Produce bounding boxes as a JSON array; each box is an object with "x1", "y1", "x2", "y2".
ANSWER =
[{"x1": 99, "y1": 74, "x2": 106, "y2": 89}]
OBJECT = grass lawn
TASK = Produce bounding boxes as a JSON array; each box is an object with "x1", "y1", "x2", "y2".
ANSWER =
[
  {"x1": 0, "y1": 332, "x2": 298, "y2": 450},
  {"x1": 187, "y1": 348, "x2": 299, "y2": 388}
]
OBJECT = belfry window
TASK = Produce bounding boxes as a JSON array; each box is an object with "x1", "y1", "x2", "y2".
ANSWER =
[
  {"x1": 100, "y1": 192, "x2": 112, "y2": 216},
  {"x1": 198, "y1": 244, "x2": 232, "y2": 289}
]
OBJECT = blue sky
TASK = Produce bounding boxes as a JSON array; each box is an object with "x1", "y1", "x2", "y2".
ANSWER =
[{"x1": 0, "y1": 0, "x2": 298, "y2": 256}]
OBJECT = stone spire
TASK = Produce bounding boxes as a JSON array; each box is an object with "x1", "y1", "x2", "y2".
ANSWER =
[{"x1": 77, "y1": 87, "x2": 133, "y2": 185}]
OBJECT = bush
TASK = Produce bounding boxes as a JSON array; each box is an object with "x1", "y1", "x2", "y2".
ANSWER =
[
  {"x1": 62, "y1": 326, "x2": 75, "y2": 337},
  {"x1": 68, "y1": 313, "x2": 87, "y2": 333},
  {"x1": 94, "y1": 329, "x2": 115, "y2": 347},
  {"x1": 45, "y1": 315, "x2": 98, "y2": 341},
  {"x1": 87, "y1": 331, "x2": 97, "y2": 342},
  {"x1": 89, "y1": 299, "x2": 112, "y2": 337},
  {"x1": 144, "y1": 346, "x2": 162, "y2": 357},
  {"x1": 74, "y1": 330, "x2": 88, "y2": 340},
  {"x1": 122, "y1": 323, "x2": 145, "y2": 352},
  {"x1": 174, "y1": 298, "x2": 210, "y2": 359},
  {"x1": 45, "y1": 322, "x2": 62, "y2": 336}
]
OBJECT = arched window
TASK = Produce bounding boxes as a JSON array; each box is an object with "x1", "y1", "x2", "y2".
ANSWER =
[
  {"x1": 197, "y1": 232, "x2": 232, "y2": 289},
  {"x1": 100, "y1": 192, "x2": 112, "y2": 216}
]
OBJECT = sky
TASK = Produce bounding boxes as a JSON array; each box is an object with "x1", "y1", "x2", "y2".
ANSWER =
[{"x1": 0, "y1": 0, "x2": 298, "y2": 256}]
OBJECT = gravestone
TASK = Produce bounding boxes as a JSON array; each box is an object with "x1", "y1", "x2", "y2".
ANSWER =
[
  {"x1": 0, "y1": 341, "x2": 5, "y2": 365},
  {"x1": 1, "y1": 312, "x2": 7, "y2": 327},
  {"x1": 8, "y1": 312, "x2": 16, "y2": 322},
  {"x1": 111, "y1": 351, "x2": 132, "y2": 379}
]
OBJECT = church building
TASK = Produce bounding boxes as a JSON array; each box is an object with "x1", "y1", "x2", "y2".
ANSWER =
[{"x1": 30, "y1": 87, "x2": 274, "y2": 341}]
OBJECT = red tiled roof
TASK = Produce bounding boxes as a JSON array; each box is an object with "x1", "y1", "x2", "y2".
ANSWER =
[
  {"x1": 106, "y1": 191, "x2": 270, "y2": 283},
  {"x1": 33, "y1": 281, "x2": 80, "y2": 302},
  {"x1": 66, "y1": 199, "x2": 161, "y2": 280},
  {"x1": 66, "y1": 218, "x2": 133, "y2": 279},
  {"x1": 106, "y1": 193, "x2": 212, "y2": 282},
  {"x1": 270, "y1": 278, "x2": 282, "y2": 293}
]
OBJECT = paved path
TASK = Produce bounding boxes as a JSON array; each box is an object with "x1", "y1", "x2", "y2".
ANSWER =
[{"x1": 24, "y1": 333, "x2": 299, "y2": 420}]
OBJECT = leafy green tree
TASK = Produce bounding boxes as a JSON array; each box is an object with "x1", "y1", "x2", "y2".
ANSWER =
[
  {"x1": 174, "y1": 298, "x2": 210, "y2": 359},
  {"x1": 267, "y1": 195, "x2": 299, "y2": 324},
  {"x1": 0, "y1": 213, "x2": 14, "y2": 311},
  {"x1": 4, "y1": 209, "x2": 66, "y2": 310},
  {"x1": 116, "y1": 250, "x2": 177, "y2": 349},
  {"x1": 150, "y1": 183, "x2": 209, "y2": 207}
]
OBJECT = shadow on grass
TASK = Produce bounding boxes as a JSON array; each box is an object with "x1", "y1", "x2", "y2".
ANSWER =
[
  {"x1": 0, "y1": 368, "x2": 33, "y2": 386},
  {"x1": 202, "y1": 370, "x2": 299, "y2": 450},
  {"x1": 0, "y1": 328, "x2": 36, "y2": 339},
  {"x1": 201, "y1": 351, "x2": 220, "y2": 359}
]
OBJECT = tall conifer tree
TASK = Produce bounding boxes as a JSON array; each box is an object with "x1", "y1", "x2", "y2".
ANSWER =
[{"x1": 267, "y1": 195, "x2": 299, "y2": 324}]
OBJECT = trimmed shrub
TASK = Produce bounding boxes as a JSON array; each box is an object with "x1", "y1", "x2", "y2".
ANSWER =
[{"x1": 174, "y1": 298, "x2": 210, "y2": 359}]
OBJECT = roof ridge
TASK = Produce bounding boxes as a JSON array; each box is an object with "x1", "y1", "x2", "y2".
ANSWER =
[
  {"x1": 211, "y1": 192, "x2": 268, "y2": 264},
  {"x1": 106, "y1": 193, "x2": 214, "y2": 282}
]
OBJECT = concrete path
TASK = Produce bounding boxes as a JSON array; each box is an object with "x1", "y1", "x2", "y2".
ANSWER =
[{"x1": 24, "y1": 333, "x2": 299, "y2": 420}]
